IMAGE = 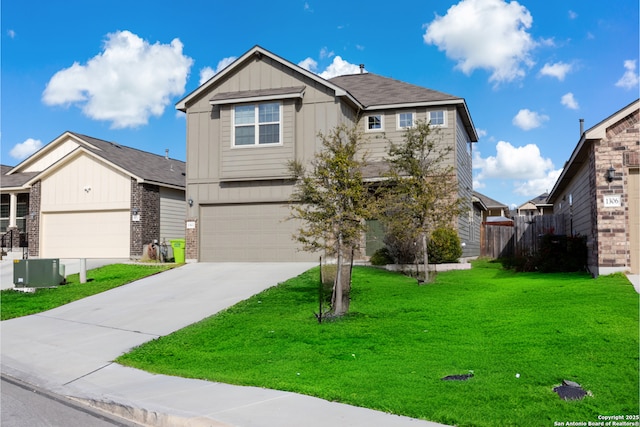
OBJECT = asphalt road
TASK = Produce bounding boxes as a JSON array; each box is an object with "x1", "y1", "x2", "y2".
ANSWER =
[{"x1": 1, "y1": 375, "x2": 141, "y2": 427}]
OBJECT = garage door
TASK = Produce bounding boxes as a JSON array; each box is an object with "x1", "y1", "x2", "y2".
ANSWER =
[
  {"x1": 41, "y1": 211, "x2": 130, "y2": 258},
  {"x1": 200, "y1": 203, "x2": 316, "y2": 262},
  {"x1": 629, "y1": 168, "x2": 639, "y2": 274}
]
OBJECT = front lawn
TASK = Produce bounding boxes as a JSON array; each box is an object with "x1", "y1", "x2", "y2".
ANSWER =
[
  {"x1": 117, "y1": 260, "x2": 639, "y2": 427},
  {"x1": 1, "y1": 263, "x2": 174, "y2": 320}
]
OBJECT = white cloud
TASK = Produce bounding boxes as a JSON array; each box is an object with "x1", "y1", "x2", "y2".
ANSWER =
[
  {"x1": 473, "y1": 141, "x2": 561, "y2": 197},
  {"x1": 318, "y1": 56, "x2": 362, "y2": 79},
  {"x1": 568, "y1": 10, "x2": 578, "y2": 20},
  {"x1": 199, "y1": 56, "x2": 237, "y2": 85},
  {"x1": 615, "y1": 59, "x2": 639, "y2": 90},
  {"x1": 423, "y1": 0, "x2": 536, "y2": 84},
  {"x1": 561, "y1": 92, "x2": 579, "y2": 110},
  {"x1": 319, "y1": 47, "x2": 334, "y2": 59},
  {"x1": 7, "y1": 29, "x2": 16, "y2": 38},
  {"x1": 42, "y1": 30, "x2": 193, "y2": 129},
  {"x1": 512, "y1": 109, "x2": 549, "y2": 130},
  {"x1": 513, "y1": 168, "x2": 562, "y2": 197},
  {"x1": 539, "y1": 61, "x2": 572, "y2": 80},
  {"x1": 476, "y1": 128, "x2": 488, "y2": 138},
  {"x1": 298, "y1": 57, "x2": 318, "y2": 73},
  {"x1": 10, "y1": 138, "x2": 42, "y2": 160}
]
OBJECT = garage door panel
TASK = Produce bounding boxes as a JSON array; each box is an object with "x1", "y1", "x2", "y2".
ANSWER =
[
  {"x1": 200, "y1": 203, "x2": 315, "y2": 262},
  {"x1": 42, "y1": 211, "x2": 130, "y2": 258}
]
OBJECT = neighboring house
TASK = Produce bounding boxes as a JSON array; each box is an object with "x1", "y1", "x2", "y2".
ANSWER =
[
  {"x1": 547, "y1": 99, "x2": 639, "y2": 276},
  {"x1": 176, "y1": 45, "x2": 479, "y2": 262},
  {"x1": 473, "y1": 191, "x2": 510, "y2": 221},
  {"x1": 1, "y1": 132, "x2": 186, "y2": 259},
  {"x1": 516, "y1": 193, "x2": 553, "y2": 217}
]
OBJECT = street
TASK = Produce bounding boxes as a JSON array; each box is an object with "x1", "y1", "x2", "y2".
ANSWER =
[{"x1": 1, "y1": 375, "x2": 140, "y2": 427}]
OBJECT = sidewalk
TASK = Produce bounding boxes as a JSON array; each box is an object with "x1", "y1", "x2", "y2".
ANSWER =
[{"x1": 1, "y1": 262, "x2": 449, "y2": 427}]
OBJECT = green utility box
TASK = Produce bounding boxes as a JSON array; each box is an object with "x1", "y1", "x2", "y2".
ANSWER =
[
  {"x1": 171, "y1": 239, "x2": 186, "y2": 263},
  {"x1": 13, "y1": 259, "x2": 66, "y2": 288}
]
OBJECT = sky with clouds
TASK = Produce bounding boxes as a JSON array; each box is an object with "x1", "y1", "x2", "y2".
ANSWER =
[{"x1": 2, "y1": 0, "x2": 638, "y2": 208}]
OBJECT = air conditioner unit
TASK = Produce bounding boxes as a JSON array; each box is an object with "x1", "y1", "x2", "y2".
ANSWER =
[{"x1": 13, "y1": 259, "x2": 66, "y2": 288}]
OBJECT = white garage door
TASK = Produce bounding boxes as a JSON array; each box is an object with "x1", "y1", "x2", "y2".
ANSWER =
[
  {"x1": 200, "y1": 203, "x2": 316, "y2": 262},
  {"x1": 41, "y1": 211, "x2": 130, "y2": 258}
]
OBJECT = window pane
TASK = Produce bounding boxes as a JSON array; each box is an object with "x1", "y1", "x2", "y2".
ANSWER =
[
  {"x1": 368, "y1": 115, "x2": 381, "y2": 129},
  {"x1": 429, "y1": 110, "x2": 444, "y2": 125},
  {"x1": 16, "y1": 194, "x2": 28, "y2": 217},
  {"x1": 235, "y1": 105, "x2": 254, "y2": 125},
  {"x1": 399, "y1": 113, "x2": 413, "y2": 128},
  {"x1": 235, "y1": 126, "x2": 255, "y2": 145},
  {"x1": 259, "y1": 103, "x2": 279, "y2": 123},
  {"x1": 259, "y1": 124, "x2": 280, "y2": 144}
]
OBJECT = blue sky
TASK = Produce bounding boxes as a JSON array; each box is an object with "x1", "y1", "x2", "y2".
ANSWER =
[{"x1": 2, "y1": 0, "x2": 638, "y2": 208}]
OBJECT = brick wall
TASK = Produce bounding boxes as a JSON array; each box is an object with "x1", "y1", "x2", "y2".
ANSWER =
[
  {"x1": 130, "y1": 179, "x2": 161, "y2": 258},
  {"x1": 594, "y1": 109, "x2": 640, "y2": 271},
  {"x1": 185, "y1": 218, "x2": 198, "y2": 261}
]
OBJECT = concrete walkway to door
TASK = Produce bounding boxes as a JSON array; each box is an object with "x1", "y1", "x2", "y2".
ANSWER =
[{"x1": 1, "y1": 262, "x2": 450, "y2": 427}]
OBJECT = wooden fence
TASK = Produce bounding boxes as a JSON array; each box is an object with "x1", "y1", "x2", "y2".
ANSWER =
[{"x1": 481, "y1": 214, "x2": 566, "y2": 259}]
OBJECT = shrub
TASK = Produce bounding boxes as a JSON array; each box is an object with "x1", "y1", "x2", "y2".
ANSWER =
[
  {"x1": 383, "y1": 227, "x2": 420, "y2": 264},
  {"x1": 370, "y1": 247, "x2": 394, "y2": 266},
  {"x1": 427, "y1": 227, "x2": 462, "y2": 264}
]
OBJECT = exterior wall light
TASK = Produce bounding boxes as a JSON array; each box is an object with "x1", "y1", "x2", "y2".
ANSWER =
[
  {"x1": 188, "y1": 198, "x2": 194, "y2": 207},
  {"x1": 606, "y1": 165, "x2": 616, "y2": 182},
  {"x1": 132, "y1": 207, "x2": 139, "y2": 215}
]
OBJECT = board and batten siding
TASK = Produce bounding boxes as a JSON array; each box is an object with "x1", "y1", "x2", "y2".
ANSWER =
[
  {"x1": 20, "y1": 138, "x2": 81, "y2": 173},
  {"x1": 219, "y1": 100, "x2": 296, "y2": 180},
  {"x1": 40, "y1": 153, "x2": 131, "y2": 212},
  {"x1": 160, "y1": 187, "x2": 186, "y2": 241}
]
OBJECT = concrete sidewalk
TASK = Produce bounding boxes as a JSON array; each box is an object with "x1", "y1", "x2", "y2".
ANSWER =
[{"x1": 1, "y1": 263, "x2": 449, "y2": 427}]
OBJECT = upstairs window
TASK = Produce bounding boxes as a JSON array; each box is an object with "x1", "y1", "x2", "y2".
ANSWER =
[
  {"x1": 397, "y1": 112, "x2": 415, "y2": 129},
  {"x1": 428, "y1": 110, "x2": 446, "y2": 127},
  {"x1": 366, "y1": 114, "x2": 384, "y2": 132},
  {"x1": 233, "y1": 102, "x2": 282, "y2": 146}
]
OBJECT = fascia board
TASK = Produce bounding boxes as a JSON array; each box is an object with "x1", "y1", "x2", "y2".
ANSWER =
[{"x1": 210, "y1": 90, "x2": 305, "y2": 106}]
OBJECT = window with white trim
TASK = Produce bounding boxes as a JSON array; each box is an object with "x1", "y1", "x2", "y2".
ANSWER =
[
  {"x1": 366, "y1": 114, "x2": 384, "y2": 131},
  {"x1": 233, "y1": 102, "x2": 282, "y2": 146},
  {"x1": 428, "y1": 110, "x2": 446, "y2": 127},
  {"x1": 397, "y1": 112, "x2": 415, "y2": 129}
]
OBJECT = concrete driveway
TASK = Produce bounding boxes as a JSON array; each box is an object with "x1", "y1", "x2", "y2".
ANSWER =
[{"x1": 1, "y1": 262, "x2": 448, "y2": 426}]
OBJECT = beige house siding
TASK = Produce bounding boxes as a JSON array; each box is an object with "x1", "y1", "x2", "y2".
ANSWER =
[
  {"x1": 455, "y1": 113, "x2": 475, "y2": 256},
  {"x1": 20, "y1": 139, "x2": 80, "y2": 173},
  {"x1": 40, "y1": 153, "x2": 131, "y2": 212}
]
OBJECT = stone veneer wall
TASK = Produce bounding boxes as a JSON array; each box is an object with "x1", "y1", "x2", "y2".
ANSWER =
[
  {"x1": 130, "y1": 178, "x2": 160, "y2": 258},
  {"x1": 593, "y1": 109, "x2": 639, "y2": 272},
  {"x1": 27, "y1": 181, "x2": 41, "y2": 257}
]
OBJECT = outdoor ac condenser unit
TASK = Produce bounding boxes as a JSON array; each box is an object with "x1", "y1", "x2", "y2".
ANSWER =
[{"x1": 13, "y1": 259, "x2": 66, "y2": 288}]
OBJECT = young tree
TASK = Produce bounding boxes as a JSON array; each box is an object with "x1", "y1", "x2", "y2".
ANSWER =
[
  {"x1": 379, "y1": 119, "x2": 465, "y2": 282},
  {"x1": 288, "y1": 123, "x2": 372, "y2": 316}
]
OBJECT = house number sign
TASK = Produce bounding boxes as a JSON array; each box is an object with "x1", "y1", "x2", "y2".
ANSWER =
[{"x1": 603, "y1": 195, "x2": 621, "y2": 207}]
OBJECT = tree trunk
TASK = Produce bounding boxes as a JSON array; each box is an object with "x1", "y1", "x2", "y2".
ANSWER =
[
  {"x1": 422, "y1": 232, "x2": 433, "y2": 283},
  {"x1": 332, "y1": 235, "x2": 345, "y2": 316}
]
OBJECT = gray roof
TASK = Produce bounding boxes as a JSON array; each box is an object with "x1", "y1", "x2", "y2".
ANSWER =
[
  {"x1": 1, "y1": 165, "x2": 38, "y2": 188},
  {"x1": 2, "y1": 133, "x2": 185, "y2": 189},
  {"x1": 70, "y1": 133, "x2": 185, "y2": 188},
  {"x1": 329, "y1": 73, "x2": 460, "y2": 108},
  {"x1": 473, "y1": 191, "x2": 508, "y2": 209}
]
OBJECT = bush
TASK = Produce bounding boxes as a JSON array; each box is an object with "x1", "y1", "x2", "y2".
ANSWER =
[
  {"x1": 536, "y1": 234, "x2": 587, "y2": 273},
  {"x1": 370, "y1": 247, "x2": 394, "y2": 266},
  {"x1": 427, "y1": 227, "x2": 462, "y2": 264},
  {"x1": 383, "y1": 227, "x2": 420, "y2": 264}
]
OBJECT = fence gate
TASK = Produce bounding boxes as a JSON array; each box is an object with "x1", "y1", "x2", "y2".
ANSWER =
[{"x1": 481, "y1": 215, "x2": 566, "y2": 258}]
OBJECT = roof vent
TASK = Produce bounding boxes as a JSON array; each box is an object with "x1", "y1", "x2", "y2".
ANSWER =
[
  {"x1": 165, "y1": 149, "x2": 169, "y2": 160},
  {"x1": 359, "y1": 64, "x2": 365, "y2": 74}
]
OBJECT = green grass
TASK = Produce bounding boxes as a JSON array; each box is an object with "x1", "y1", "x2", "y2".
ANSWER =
[
  {"x1": 1, "y1": 263, "x2": 174, "y2": 320},
  {"x1": 117, "y1": 260, "x2": 639, "y2": 426}
]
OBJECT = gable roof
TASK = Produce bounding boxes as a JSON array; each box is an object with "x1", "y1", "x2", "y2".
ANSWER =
[
  {"x1": 4, "y1": 132, "x2": 185, "y2": 190},
  {"x1": 175, "y1": 45, "x2": 478, "y2": 142},
  {"x1": 548, "y1": 99, "x2": 639, "y2": 203},
  {"x1": 472, "y1": 191, "x2": 508, "y2": 209},
  {"x1": 176, "y1": 45, "x2": 359, "y2": 112}
]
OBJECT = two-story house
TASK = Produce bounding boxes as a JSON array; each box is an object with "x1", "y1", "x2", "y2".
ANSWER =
[{"x1": 176, "y1": 46, "x2": 478, "y2": 262}]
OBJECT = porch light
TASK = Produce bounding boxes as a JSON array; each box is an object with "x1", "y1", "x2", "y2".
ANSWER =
[
  {"x1": 606, "y1": 165, "x2": 616, "y2": 182},
  {"x1": 132, "y1": 207, "x2": 139, "y2": 215},
  {"x1": 188, "y1": 198, "x2": 193, "y2": 207}
]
